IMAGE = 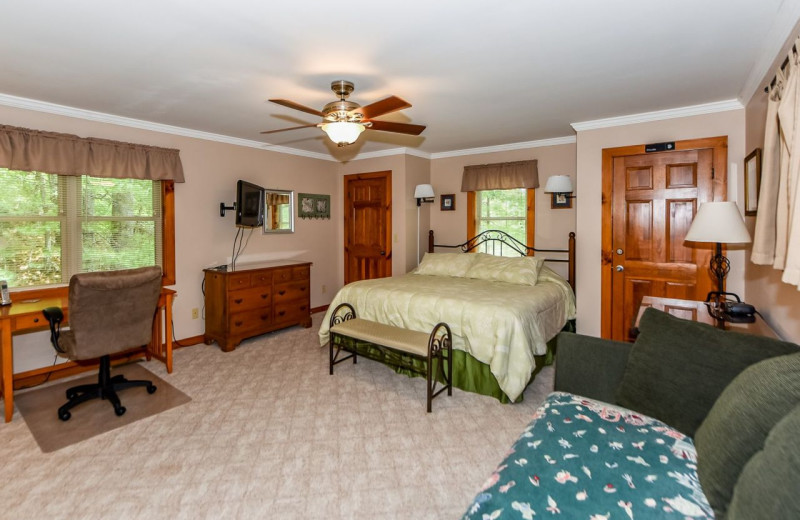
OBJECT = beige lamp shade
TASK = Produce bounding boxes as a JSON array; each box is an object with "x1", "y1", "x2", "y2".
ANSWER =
[
  {"x1": 544, "y1": 175, "x2": 573, "y2": 193},
  {"x1": 684, "y1": 201, "x2": 751, "y2": 244},
  {"x1": 414, "y1": 184, "x2": 435, "y2": 199}
]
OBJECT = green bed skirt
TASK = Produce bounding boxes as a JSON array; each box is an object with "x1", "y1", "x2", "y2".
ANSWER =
[{"x1": 331, "y1": 319, "x2": 575, "y2": 404}]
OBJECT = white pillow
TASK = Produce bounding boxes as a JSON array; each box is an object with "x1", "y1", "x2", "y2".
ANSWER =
[
  {"x1": 465, "y1": 253, "x2": 544, "y2": 285},
  {"x1": 415, "y1": 252, "x2": 476, "y2": 277}
]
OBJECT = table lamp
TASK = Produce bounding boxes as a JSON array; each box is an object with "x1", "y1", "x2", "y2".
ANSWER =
[{"x1": 684, "y1": 201, "x2": 751, "y2": 303}]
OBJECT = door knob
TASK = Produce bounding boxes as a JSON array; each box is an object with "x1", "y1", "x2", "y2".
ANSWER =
[
  {"x1": 615, "y1": 265, "x2": 624, "y2": 272},
  {"x1": 616, "y1": 248, "x2": 624, "y2": 255}
]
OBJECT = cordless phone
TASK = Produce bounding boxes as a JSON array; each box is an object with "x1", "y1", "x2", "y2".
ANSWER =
[{"x1": 0, "y1": 280, "x2": 10, "y2": 306}]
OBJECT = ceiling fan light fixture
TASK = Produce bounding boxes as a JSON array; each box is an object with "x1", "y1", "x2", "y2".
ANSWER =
[{"x1": 320, "y1": 121, "x2": 365, "y2": 146}]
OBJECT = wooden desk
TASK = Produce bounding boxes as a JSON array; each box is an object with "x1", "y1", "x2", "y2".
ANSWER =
[
  {"x1": 634, "y1": 296, "x2": 778, "y2": 339},
  {"x1": 0, "y1": 288, "x2": 175, "y2": 423}
]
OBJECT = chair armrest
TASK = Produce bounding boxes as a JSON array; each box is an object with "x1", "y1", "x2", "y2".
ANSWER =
[
  {"x1": 554, "y1": 332, "x2": 632, "y2": 404},
  {"x1": 42, "y1": 306, "x2": 66, "y2": 354}
]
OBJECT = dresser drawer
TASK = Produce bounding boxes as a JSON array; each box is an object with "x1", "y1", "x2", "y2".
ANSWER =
[
  {"x1": 227, "y1": 272, "x2": 251, "y2": 290},
  {"x1": 272, "y1": 267, "x2": 294, "y2": 283},
  {"x1": 228, "y1": 286, "x2": 271, "y2": 313},
  {"x1": 273, "y1": 281, "x2": 309, "y2": 303},
  {"x1": 274, "y1": 301, "x2": 310, "y2": 323},
  {"x1": 291, "y1": 265, "x2": 309, "y2": 281},
  {"x1": 229, "y1": 308, "x2": 272, "y2": 335},
  {"x1": 250, "y1": 270, "x2": 272, "y2": 287}
]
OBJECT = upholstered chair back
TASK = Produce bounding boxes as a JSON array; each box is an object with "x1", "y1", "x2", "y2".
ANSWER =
[{"x1": 62, "y1": 266, "x2": 162, "y2": 360}]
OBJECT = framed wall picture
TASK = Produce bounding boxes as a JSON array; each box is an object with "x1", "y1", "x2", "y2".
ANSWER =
[
  {"x1": 440, "y1": 194, "x2": 455, "y2": 211},
  {"x1": 298, "y1": 193, "x2": 330, "y2": 219},
  {"x1": 551, "y1": 193, "x2": 572, "y2": 209},
  {"x1": 744, "y1": 148, "x2": 762, "y2": 216}
]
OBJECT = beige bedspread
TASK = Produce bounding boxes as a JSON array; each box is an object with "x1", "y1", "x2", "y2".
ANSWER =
[{"x1": 318, "y1": 266, "x2": 576, "y2": 402}]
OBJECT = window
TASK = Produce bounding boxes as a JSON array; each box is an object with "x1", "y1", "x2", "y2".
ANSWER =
[
  {"x1": 467, "y1": 188, "x2": 535, "y2": 254},
  {"x1": 0, "y1": 168, "x2": 174, "y2": 289}
]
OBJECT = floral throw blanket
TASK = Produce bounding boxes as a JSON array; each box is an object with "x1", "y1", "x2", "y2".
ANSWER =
[{"x1": 462, "y1": 392, "x2": 713, "y2": 519}]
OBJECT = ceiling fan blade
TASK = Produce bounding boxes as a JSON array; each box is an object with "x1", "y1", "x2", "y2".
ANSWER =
[
  {"x1": 351, "y1": 96, "x2": 411, "y2": 119},
  {"x1": 260, "y1": 124, "x2": 319, "y2": 134},
  {"x1": 366, "y1": 120, "x2": 426, "y2": 136},
  {"x1": 269, "y1": 99, "x2": 325, "y2": 118}
]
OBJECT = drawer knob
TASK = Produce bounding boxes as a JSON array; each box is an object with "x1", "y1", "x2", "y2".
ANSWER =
[
  {"x1": 300, "y1": 287, "x2": 306, "y2": 292},
  {"x1": 234, "y1": 298, "x2": 243, "y2": 304},
  {"x1": 261, "y1": 294, "x2": 269, "y2": 299},
  {"x1": 234, "y1": 321, "x2": 243, "y2": 327},
  {"x1": 300, "y1": 306, "x2": 307, "y2": 311},
  {"x1": 278, "y1": 290, "x2": 286, "y2": 296},
  {"x1": 278, "y1": 311, "x2": 286, "y2": 316},
  {"x1": 33, "y1": 317, "x2": 39, "y2": 323},
  {"x1": 261, "y1": 315, "x2": 268, "y2": 321}
]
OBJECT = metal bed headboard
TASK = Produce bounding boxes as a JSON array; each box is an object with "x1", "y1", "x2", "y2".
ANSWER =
[{"x1": 427, "y1": 229, "x2": 576, "y2": 291}]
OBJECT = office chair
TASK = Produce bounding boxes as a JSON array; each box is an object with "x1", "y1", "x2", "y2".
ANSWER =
[{"x1": 43, "y1": 266, "x2": 162, "y2": 421}]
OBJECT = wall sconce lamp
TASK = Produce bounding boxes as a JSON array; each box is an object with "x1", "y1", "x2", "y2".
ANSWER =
[
  {"x1": 414, "y1": 184, "x2": 435, "y2": 265},
  {"x1": 544, "y1": 175, "x2": 575, "y2": 209},
  {"x1": 414, "y1": 184, "x2": 435, "y2": 206}
]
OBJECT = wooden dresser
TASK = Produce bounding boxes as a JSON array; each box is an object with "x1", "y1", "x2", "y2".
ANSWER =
[{"x1": 203, "y1": 260, "x2": 312, "y2": 352}]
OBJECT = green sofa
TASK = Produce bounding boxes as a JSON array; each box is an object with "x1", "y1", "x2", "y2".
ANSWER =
[{"x1": 463, "y1": 308, "x2": 800, "y2": 519}]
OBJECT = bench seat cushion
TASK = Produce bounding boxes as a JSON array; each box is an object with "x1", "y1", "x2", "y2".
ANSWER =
[
  {"x1": 462, "y1": 392, "x2": 714, "y2": 519},
  {"x1": 330, "y1": 318, "x2": 430, "y2": 357}
]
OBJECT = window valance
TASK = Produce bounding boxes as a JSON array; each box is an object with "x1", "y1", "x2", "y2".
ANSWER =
[
  {"x1": 460, "y1": 160, "x2": 538, "y2": 192},
  {"x1": 0, "y1": 125, "x2": 185, "y2": 182}
]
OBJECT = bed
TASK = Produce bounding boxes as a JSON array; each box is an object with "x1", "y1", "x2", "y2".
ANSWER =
[{"x1": 318, "y1": 230, "x2": 576, "y2": 403}]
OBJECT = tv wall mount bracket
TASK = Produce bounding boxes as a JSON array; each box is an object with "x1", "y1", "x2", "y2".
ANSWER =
[{"x1": 220, "y1": 202, "x2": 236, "y2": 217}]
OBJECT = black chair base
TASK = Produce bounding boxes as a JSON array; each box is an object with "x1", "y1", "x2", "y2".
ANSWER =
[{"x1": 58, "y1": 355, "x2": 157, "y2": 421}]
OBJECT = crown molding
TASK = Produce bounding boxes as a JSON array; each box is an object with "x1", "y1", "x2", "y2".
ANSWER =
[
  {"x1": 428, "y1": 135, "x2": 577, "y2": 160},
  {"x1": 570, "y1": 99, "x2": 744, "y2": 132},
  {"x1": 0, "y1": 92, "x2": 337, "y2": 162},
  {"x1": 739, "y1": 4, "x2": 800, "y2": 105}
]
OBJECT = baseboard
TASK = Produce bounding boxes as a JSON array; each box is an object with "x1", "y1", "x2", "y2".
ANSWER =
[
  {"x1": 174, "y1": 334, "x2": 205, "y2": 347},
  {"x1": 311, "y1": 305, "x2": 329, "y2": 314}
]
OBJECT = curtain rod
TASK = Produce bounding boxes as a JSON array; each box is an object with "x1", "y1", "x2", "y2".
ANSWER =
[{"x1": 765, "y1": 42, "x2": 797, "y2": 93}]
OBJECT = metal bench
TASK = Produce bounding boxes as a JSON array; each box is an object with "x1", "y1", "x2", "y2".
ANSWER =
[{"x1": 328, "y1": 303, "x2": 453, "y2": 412}]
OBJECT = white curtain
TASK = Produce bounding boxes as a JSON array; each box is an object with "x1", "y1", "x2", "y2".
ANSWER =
[{"x1": 751, "y1": 36, "x2": 800, "y2": 288}]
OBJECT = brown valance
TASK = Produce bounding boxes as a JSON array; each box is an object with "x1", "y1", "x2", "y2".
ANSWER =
[
  {"x1": 461, "y1": 160, "x2": 538, "y2": 192},
  {"x1": 0, "y1": 125, "x2": 185, "y2": 182}
]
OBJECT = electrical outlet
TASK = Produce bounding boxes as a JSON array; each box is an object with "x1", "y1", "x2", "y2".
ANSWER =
[
  {"x1": 322, "y1": 284, "x2": 327, "y2": 294},
  {"x1": 191, "y1": 308, "x2": 199, "y2": 320}
]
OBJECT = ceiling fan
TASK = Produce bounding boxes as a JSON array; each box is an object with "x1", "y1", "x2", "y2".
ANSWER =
[{"x1": 261, "y1": 80, "x2": 426, "y2": 147}]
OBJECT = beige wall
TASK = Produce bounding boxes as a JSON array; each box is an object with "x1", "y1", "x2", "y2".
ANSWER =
[
  {"x1": 429, "y1": 144, "x2": 577, "y2": 280},
  {"x1": 575, "y1": 110, "x2": 747, "y2": 336},
  {"x1": 743, "y1": 28, "x2": 800, "y2": 343},
  {"x1": 0, "y1": 104, "x2": 340, "y2": 371}
]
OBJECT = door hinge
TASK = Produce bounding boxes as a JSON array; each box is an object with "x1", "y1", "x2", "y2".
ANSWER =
[{"x1": 711, "y1": 167, "x2": 715, "y2": 179}]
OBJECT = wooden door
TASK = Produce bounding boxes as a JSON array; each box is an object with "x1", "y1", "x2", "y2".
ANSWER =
[
  {"x1": 344, "y1": 171, "x2": 392, "y2": 284},
  {"x1": 602, "y1": 137, "x2": 726, "y2": 341}
]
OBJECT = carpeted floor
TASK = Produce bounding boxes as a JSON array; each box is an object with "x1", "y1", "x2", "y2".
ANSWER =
[
  {"x1": 16, "y1": 363, "x2": 191, "y2": 453},
  {"x1": 0, "y1": 313, "x2": 555, "y2": 519}
]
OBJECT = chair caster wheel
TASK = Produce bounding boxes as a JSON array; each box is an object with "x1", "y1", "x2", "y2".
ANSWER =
[
  {"x1": 147, "y1": 384, "x2": 157, "y2": 394},
  {"x1": 114, "y1": 405, "x2": 126, "y2": 417},
  {"x1": 58, "y1": 410, "x2": 71, "y2": 421}
]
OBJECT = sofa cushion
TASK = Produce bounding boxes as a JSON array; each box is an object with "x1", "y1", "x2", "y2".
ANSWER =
[
  {"x1": 726, "y1": 403, "x2": 800, "y2": 520},
  {"x1": 695, "y1": 352, "x2": 800, "y2": 517},
  {"x1": 462, "y1": 391, "x2": 714, "y2": 519},
  {"x1": 616, "y1": 307, "x2": 797, "y2": 437}
]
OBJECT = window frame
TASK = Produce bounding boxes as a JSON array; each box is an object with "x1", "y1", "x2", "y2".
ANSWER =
[
  {"x1": 466, "y1": 188, "x2": 535, "y2": 253},
  {"x1": 8, "y1": 179, "x2": 175, "y2": 298}
]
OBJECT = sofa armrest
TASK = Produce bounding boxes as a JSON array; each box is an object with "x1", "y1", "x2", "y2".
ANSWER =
[{"x1": 554, "y1": 332, "x2": 632, "y2": 404}]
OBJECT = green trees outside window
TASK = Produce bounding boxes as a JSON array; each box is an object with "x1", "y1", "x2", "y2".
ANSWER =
[
  {"x1": 0, "y1": 169, "x2": 162, "y2": 288},
  {"x1": 476, "y1": 188, "x2": 527, "y2": 253}
]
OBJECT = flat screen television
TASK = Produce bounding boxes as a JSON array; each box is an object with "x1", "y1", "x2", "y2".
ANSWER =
[{"x1": 236, "y1": 180, "x2": 264, "y2": 228}]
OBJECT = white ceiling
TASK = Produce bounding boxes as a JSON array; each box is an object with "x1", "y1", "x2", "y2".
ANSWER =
[{"x1": 1, "y1": 1, "x2": 798, "y2": 161}]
